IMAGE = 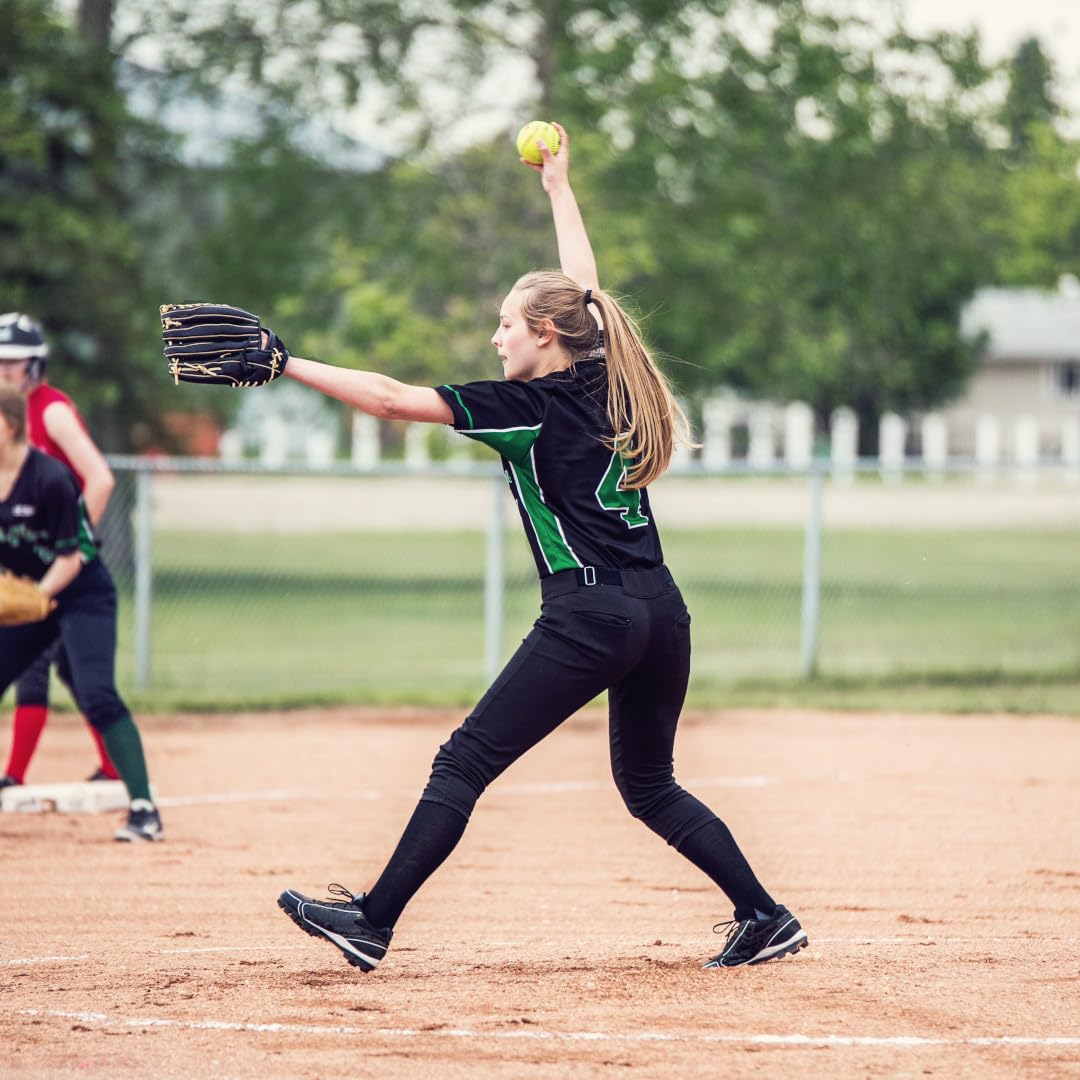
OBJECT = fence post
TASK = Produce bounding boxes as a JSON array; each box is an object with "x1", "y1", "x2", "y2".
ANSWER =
[
  {"x1": 133, "y1": 466, "x2": 154, "y2": 689},
  {"x1": 830, "y1": 407, "x2": 857, "y2": 484},
  {"x1": 800, "y1": 464, "x2": 824, "y2": 678},
  {"x1": 484, "y1": 470, "x2": 506, "y2": 683},
  {"x1": 351, "y1": 413, "x2": 380, "y2": 469},
  {"x1": 784, "y1": 401, "x2": 813, "y2": 469},
  {"x1": 879, "y1": 412, "x2": 907, "y2": 483},
  {"x1": 921, "y1": 413, "x2": 948, "y2": 479}
]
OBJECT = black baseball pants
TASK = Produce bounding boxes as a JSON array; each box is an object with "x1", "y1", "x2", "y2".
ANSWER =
[
  {"x1": 0, "y1": 559, "x2": 128, "y2": 733},
  {"x1": 14, "y1": 641, "x2": 63, "y2": 706},
  {"x1": 422, "y1": 565, "x2": 716, "y2": 848}
]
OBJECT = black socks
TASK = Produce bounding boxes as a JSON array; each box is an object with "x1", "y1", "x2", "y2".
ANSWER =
[
  {"x1": 361, "y1": 799, "x2": 469, "y2": 931},
  {"x1": 675, "y1": 818, "x2": 777, "y2": 921}
]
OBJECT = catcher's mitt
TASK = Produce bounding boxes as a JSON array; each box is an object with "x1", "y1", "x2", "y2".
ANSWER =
[
  {"x1": 160, "y1": 303, "x2": 289, "y2": 388},
  {"x1": 0, "y1": 572, "x2": 56, "y2": 627}
]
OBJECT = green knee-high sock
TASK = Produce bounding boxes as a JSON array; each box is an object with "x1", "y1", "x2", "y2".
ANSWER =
[{"x1": 100, "y1": 715, "x2": 152, "y2": 802}]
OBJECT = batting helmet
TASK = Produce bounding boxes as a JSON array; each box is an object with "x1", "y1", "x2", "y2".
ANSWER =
[{"x1": 0, "y1": 312, "x2": 49, "y2": 382}]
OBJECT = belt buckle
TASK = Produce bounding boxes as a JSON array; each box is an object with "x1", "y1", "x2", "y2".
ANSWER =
[{"x1": 582, "y1": 565, "x2": 597, "y2": 586}]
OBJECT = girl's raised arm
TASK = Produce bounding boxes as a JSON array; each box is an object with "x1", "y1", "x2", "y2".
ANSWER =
[{"x1": 523, "y1": 123, "x2": 599, "y2": 294}]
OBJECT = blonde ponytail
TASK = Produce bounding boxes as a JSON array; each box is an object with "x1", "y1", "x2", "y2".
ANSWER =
[{"x1": 515, "y1": 271, "x2": 693, "y2": 488}]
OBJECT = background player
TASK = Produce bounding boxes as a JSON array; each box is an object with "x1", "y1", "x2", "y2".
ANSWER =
[
  {"x1": 0, "y1": 383, "x2": 162, "y2": 841},
  {"x1": 0, "y1": 313, "x2": 119, "y2": 789}
]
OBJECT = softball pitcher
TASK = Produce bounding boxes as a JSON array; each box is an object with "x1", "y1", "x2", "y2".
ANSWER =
[{"x1": 163, "y1": 123, "x2": 806, "y2": 967}]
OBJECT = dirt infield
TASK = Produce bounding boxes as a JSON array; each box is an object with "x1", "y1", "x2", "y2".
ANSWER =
[{"x1": 3, "y1": 707, "x2": 1078, "y2": 1079}]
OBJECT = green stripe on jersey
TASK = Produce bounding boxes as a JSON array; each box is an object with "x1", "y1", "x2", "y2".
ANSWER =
[
  {"x1": 442, "y1": 385, "x2": 475, "y2": 430},
  {"x1": 464, "y1": 424, "x2": 580, "y2": 573},
  {"x1": 464, "y1": 425, "x2": 540, "y2": 465},
  {"x1": 76, "y1": 497, "x2": 98, "y2": 561},
  {"x1": 53, "y1": 497, "x2": 98, "y2": 562},
  {"x1": 508, "y1": 456, "x2": 580, "y2": 572}
]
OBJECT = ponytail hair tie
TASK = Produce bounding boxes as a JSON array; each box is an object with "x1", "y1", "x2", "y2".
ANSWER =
[{"x1": 583, "y1": 288, "x2": 593, "y2": 307}]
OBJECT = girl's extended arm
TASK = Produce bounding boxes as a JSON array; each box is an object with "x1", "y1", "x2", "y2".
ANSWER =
[{"x1": 285, "y1": 356, "x2": 453, "y2": 425}]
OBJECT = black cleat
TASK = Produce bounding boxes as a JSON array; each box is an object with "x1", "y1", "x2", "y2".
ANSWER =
[
  {"x1": 114, "y1": 799, "x2": 164, "y2": 842},
  {"x1": 0, "y1": 775, "x2": 20, "y2": 789},
  {"x1": 703, "y1": 904, "x2": 808, "y2": 968},
  {"x1": 278, "y1": 884, "x2": 392, "y2": 971},
  {"x1": 87, "y1": 767, "x2": 119, "y2": 782}
]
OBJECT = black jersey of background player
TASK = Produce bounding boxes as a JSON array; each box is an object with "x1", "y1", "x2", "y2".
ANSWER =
[
  {"x1": 435, "y1": 358, "x2": 665, "y2": 577},
  {"x1": 0, "y1": 448, "x2": 97, "y2": 581}
]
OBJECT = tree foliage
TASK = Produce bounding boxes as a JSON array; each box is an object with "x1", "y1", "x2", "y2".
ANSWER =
[
  {"x1": 5, "y1": 1, "x2": 1080, "y2": 451},
  {"x1": 990, "y1": 41, "x2": 1080, "y2": 287},
  {"x1": 1000, "y1": 36, "x2": 1060, "y2": 162},
  {"x1": 0, "y1": 0, "x2": 172, "y2": 444}
]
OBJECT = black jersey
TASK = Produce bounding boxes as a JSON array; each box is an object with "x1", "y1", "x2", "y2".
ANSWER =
[
  {"x1": 435, "y1": 359, "x2": 665, "y2": 578},
  {"x1": 0, "y1": 448, "x2": 97, "y2": 581}
]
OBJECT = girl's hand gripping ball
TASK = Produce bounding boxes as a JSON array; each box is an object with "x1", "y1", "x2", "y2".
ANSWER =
[{"x1": 516, "y1": 121, "x2": 560, "y2": 165}]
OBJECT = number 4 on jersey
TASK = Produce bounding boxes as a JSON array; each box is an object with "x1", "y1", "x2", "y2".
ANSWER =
[{"x1": 595, "y1": 450, "x2": 649, "y2": 528}]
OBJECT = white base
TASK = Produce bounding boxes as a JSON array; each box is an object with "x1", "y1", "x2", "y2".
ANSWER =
[{"x1": 0, "y1": 781, "x2": 132, "y2": 814}]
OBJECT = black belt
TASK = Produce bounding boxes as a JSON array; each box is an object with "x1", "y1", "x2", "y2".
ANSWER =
[
  {"x1": 574, "y1": 566, "x2": 623, "y2": 586},
  {"x1": 542, "y1": 564, "x2": 675, "y2": 599}
]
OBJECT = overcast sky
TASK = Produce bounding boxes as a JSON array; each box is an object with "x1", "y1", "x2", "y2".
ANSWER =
[
  {"x1": 902, "y1": 0, "x2": 1080, "y2": 106},
  {"x1": 904, "y1": 0, "x2": 1077, "y2": 61}
]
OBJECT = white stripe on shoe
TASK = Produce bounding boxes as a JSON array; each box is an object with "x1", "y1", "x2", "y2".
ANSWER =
[
  {"x1": 756, "y1": 925, "x2": 808, "y2": 962},
  {"x1": 297, "y1": 901, "x2": 383, "y2": 969}
]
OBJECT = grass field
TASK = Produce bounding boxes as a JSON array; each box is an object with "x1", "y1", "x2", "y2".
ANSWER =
[{"x1": 94, "y1": 525, "x2": 1080, "y2": 715}]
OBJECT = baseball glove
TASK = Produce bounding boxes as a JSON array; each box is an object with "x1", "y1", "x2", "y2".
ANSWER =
[
  {"x1": 160, "y1": 303, "x2": 289, "y2": 388},
  {"x1": 0, "y1": 572, "x2": 56, "y2": 627}
]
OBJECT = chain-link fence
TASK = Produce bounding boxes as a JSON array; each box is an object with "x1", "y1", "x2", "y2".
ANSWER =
[{"x1": 86, "y1": 457, "x2": 1080, "y2": 710}]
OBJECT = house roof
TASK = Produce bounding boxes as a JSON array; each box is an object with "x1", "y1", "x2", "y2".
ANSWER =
[{"x1": 961, "y1": 282, "x2": 1080, "y2": 362}]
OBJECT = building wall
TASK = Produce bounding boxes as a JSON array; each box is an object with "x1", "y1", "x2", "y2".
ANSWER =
[{"x1": 941, "y1": 359, "x2": 1080, "y2": 455}]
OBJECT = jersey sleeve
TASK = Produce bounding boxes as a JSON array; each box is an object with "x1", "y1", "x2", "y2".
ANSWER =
[{"x1": 435, "y1": 380, "x2": 548, "y2": 464}]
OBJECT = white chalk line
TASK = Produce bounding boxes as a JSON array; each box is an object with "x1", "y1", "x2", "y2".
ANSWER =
[
  {"x1": 153, "y1": 776, "x2": 768, "y2": 809},
  {"x1": 18, "y1": 1010, "x2": 1080, "y2": 1049},
  {"x1": 8, "y1": 935, "x2": 1078, "y2": 969}
]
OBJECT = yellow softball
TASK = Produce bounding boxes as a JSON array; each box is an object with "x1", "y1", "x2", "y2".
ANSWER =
[{"x1": 515, "y1": 121, "x2": 560, "y2": 165}]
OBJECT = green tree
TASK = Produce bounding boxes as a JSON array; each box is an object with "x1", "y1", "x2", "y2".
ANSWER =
[
  {"x1": 1000, "y1": 37, "x2": 1060, "y2": 162},
  {"x1": 95, "y1": 2, "x2": 1080, "y2": 447},
  {"x1": 283, "y1": 143, "x2": 562, "y2": 382},
  {"x1": 0, "y1": 0, "x2": 170, "y2": 445},
  {"x1": 556, "y1": 8, "x2": 1003, "y2": 443},
  {"x1": 989, "y1": 39, "x2": 1080, "y2": 288},
  {"x1": 992, "y1": 124, "x2": 1080, "y2": 287}
]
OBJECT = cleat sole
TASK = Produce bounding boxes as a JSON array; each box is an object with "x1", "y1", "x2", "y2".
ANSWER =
[{"x1": 749, "y1": 935, "x2": 809, "y2": 965}]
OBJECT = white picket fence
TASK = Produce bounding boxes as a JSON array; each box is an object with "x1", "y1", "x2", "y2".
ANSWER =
[{"x1": 217, "y1": 400, "x2": 1080, "y2": 484}]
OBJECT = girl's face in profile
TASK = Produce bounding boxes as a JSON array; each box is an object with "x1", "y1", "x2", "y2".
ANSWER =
[{"x1": 492, "y1": 290, "x2": 559, "y2": 382}]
